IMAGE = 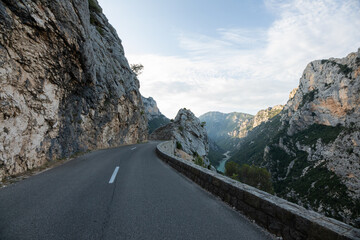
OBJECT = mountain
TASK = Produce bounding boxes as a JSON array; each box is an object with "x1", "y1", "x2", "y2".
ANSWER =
[
  {"x1": 199, "y1": 106, "x2": 284, "y2": 169},
  {"x1": 150, "y1": 108, "x2": 210, "y2": 167},
  {"x1": 230, "y1": 48, "x2": 360, "y2": 226},
  {"x1": 141, "y1": 96, "x2": 169, "y2": 133},
  {"x1": 0, "y1": 0, "x2": 147, "y2": 181},
  {"x1": 207, "y1": 137, "x2": 226, "y2": 167},
  {"x1": 199, "y1": 112, "x2": 253, "y2": 142}
]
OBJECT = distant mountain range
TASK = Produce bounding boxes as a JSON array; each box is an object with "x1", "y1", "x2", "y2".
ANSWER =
[
  {"x1": 144, "y1": 49, "x2": 360, "y2": 227},
  {"x1": 199, "y1": 106, "x2": 283, "y2": 167},
  {"x1": 201, "y1": 48, "x2": 360, "y2": 226}
]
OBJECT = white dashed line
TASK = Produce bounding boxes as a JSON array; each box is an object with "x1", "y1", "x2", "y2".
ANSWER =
[
  {"x1": 109, "y1": 166, "x2": 119, "y2": 184},
  {"x1": 131, "y1": 147, "x2": 137, "y2": 150}
]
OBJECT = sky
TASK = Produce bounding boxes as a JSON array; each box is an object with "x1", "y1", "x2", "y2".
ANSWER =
[{"x1": 98, "y1": 0, "x2": 360, "y2": 119}]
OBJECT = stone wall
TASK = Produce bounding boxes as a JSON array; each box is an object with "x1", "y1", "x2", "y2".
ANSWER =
[{"x1": 156, "y1": 141, "x2": 360, "y2": 240}]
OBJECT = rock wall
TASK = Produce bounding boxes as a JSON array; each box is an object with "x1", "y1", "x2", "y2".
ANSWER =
[
  {"x1": 150, "y1": 108, "x2": 209, "y2": 165},
  {"x1": 282, "y1": 50, "x2": 360, "y2": 134},
  {"x1": 141, "y1": 96, "x2": 169, "y2": 133},
  {"x1": 0, "y1": 0, "x2": 148, "y2": 181}
]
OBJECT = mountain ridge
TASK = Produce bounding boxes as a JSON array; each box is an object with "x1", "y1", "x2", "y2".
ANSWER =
[{"x1": 230, "y1": 48, "x2": 360, "y2": 226}]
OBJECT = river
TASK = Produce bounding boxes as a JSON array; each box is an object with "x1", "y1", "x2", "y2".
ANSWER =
[{"x1": 216, "y1": 151, "x2": 231, "y2": 173}]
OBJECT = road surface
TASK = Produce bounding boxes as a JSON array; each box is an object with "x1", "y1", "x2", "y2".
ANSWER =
[{"x1": 0, "y1": 142, "x2": 273, "y2": 240}]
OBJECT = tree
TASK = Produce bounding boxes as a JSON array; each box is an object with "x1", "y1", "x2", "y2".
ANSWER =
[
  {"x1": 225, "y1": 161, "x2": 240, "y2": 179},
  {"x1": 130, "y1": 64, "x2": 144, "y2": 76},
  {"x1": 225, "y1": 162, "x2": 274, "y2": 194}
]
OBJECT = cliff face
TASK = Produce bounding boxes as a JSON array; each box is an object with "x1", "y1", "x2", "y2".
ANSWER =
[
  {"x1": 199, "y1": 107, "x2": 283, "y2": 153},
  {"x1": 230, "y1": 48, "x2": 360, "y2": 225},
  {"x1": 150, "y1": 108, "x2": 209, "y2": 166},
  {"x1": 0, "y1": 0, "x2": 148, "y2": 181},
  {"x1": 199, "y1": 112, "x2": 253, "y2": 141},
  {"x1": 141, "y1": 96, "x2": 169, "y2": 133}
]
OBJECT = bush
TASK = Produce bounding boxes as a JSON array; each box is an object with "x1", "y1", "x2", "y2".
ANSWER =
[
  {"x1": 88, "y1": 0, "x2": 102, "y2": 13},
  {"x1": 194, "y1": 155, "x2": 205, "y2": 167},
  {"x1": 225, "y1": 161, "x2": 274, "y2": 194},
  {"x1": 238, "y1": 164, "x2": 274, "y2": 194},
  {"x1": 201, "y1": 121, "x2": 206, "y2": 127},
  {"x1": 178, "y1": 126, "x2": 184, "y2": 131},
  {"x1": 130, "y1": 64, "x2": 144, "y2": 76},
  {"x1": 225, "y1": 161, "x2": 240, "y2": 178},
  {"x1": 176, "y1": 141, "x2": 182, "y2": 150},
  {"x1": 337, "y1": 63, "x2": 352, "y2": 76}
]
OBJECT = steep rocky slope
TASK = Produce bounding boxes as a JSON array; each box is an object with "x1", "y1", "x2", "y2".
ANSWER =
[
  {"x1": 150, "y1": 108, "x2": 210, "y2": 166},
  {"x1": 141, "y1": 96, "x2": 169, "y2": 133},
  {"x1": 199, "y1": 112, "x2": 253, "y2": 142},
  {"x1": 230, "y1": 48, "x2": 360, "y2": 225},
  {"x1": 200, "y1": 107, "x2": 283, "y2": 150},
  {"x1": 0, "y1": 0, "x2": 148, "y2": 181}
]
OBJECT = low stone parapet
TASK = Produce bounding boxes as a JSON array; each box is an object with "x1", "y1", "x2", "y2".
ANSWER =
[{"x1": 156, "y1": 141, "x2": 360, "y2": 240}]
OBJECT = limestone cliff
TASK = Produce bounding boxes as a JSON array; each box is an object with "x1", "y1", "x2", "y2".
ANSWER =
[
  {"x1": 230, "y1": 48, "x2": 360, "y2": 226},
  {"x1": 0, "y1": 0, "x2": 148, "y2": 181},
  {"x1": 199, "y1": 106, "x2": 283, "y2": 155},
  {"x1": 150, "y1": 108, "x2": 210, "y2": 166},
  {"x1": 141, "y1": 96, "x2": 169, "y2": 133}
]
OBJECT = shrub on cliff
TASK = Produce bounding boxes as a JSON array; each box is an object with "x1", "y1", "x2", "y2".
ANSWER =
[
  {"x1": 88, "y1": 0, "x2": 102, "y2": 13},
  {"x1": 225, "y1": 161, "x2": 274, "y2": 194},
  {"x1": 176, "y1": 141, "x2": 182, "y2": 150}
]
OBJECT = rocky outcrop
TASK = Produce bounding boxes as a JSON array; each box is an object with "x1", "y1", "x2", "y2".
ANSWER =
[
  {"x1": 282, "y1": 50, "x2": 360, "y2": 134},
  {"x1": 150, "y1": 108, "x2": 209, "y2": 166},
  {"x1": 252, "y1": 105, "x2": 283, "y2": 128},
  {"x1": 141, "y1": 96, "x2": 169, "y2": 133},
  {"x1": 230, "y1": 48, "x2": 360, "y2": 226},
  {"x1": 0, "y1": 0, "x2": 148, "y2": 181}
]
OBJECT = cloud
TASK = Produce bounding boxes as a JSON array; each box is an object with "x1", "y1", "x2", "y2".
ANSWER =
[{"x1": 129, "y1": 0, "x2": 360, "y2": 118}]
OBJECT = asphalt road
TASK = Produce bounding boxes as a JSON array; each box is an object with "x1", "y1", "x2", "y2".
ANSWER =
[{"x1": 0, "y1": 142, "x2": 273, "y2": 240}]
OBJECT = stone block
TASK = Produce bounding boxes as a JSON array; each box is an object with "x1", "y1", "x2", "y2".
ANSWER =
[
  {"x1": 268, "y1": 216, "x2": 284, "y2": 236},
  {"x1": 243, "y1": 191, "x2": 261, "y2": 209}
]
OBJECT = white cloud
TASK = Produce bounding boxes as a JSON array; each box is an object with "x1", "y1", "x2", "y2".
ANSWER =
[{"x1": 129, "y1": 0, "x2": 360, "y2": 118}]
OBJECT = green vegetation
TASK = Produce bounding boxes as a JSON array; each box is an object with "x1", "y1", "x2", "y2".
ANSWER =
[
  {"x1": 320, "y1": 60, "x2": 353, "y2": 76},
  {"x1": 229, "y1": 114, "x2": 284, "y2": 166},
  {"x1": 88, "y1": 0, "x2": 102, "y2": 13},
  {"x1": 224, "y1": 161, "x2": 240, "y2": 178},
  {"x1": 89, "y1": 13, "x2": 104, "y2": 36},
  {"x1": 337, "y1": 63, "x2": 352, "y2": 76},
  {"x1": 96, "y1": 26, "x2": 104, "y2": 36},
  {"x1": 194, "y1": 155, "x2": 205, "y2": 167},
  {"x1": 299, "y1": 89, "x2": 318, "y2": 108},
  {"x1": 276, "y1": 164, "x2": 357, "y2": 222},
  {"x1": 225, "y1": 161, "x2": 274, "y2": 194},
  {"x1": 176, "y1": 141, "x2": 182, "y2": 150},
  {"x1": 201, "y1": 121, "x2": 206, "y2": 127},
  {"x1": 356, "y1": 57, "x2": 360, "y2": 65},
  {"x1": 208, "y1": 147, "x2": 225, "y2": 167},
  {"x1": 228, "y1": 113, "x2": 357, "y2": 223},
  {"x1": 88, "y1": 0, "x2": 104, "y2": 36},
  {"x1": 268, "y1": 108, "x2": 282, "y2": 119},
  {"x1": 178, "y1": 126, "x2": 184, "y2": 131},
  {"x1": 130, "y1": 64, "x2": 144, "y2": 76},
  {"x1": 148, "y1": 117, "x2": 169, "y2": 134},
  {"x1": 198, "y1": 111, "x2": 253, "y2": 151},
  {"x1": 292, "y1": 123, "x2": 344, "y2": 145}
]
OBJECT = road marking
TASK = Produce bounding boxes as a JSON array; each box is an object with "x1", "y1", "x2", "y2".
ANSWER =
[
  {"x1": 131, "y1": 147, "x2": 137, "y2": 150},
  {"x1": 109, "y1": 166, "x2": 119, "y2": 184}
]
